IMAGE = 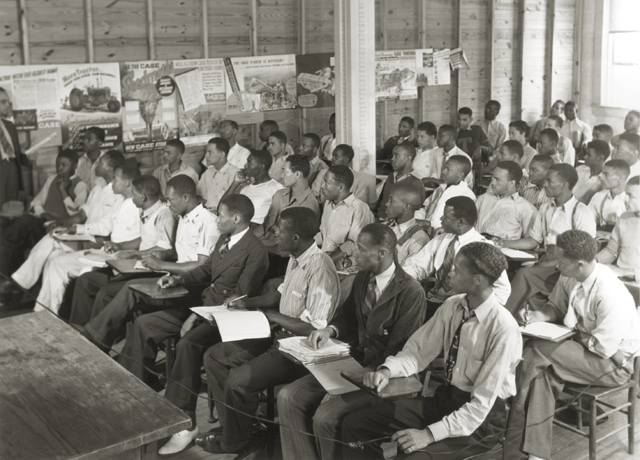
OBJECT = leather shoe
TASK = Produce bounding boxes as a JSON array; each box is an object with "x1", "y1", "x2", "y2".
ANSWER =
[
  {"x1": 195, "y1": 431, "x2": 226, "y2": 454},
  {"x1": 158, "y1": 426, "x2": 200, "y2": 455}
]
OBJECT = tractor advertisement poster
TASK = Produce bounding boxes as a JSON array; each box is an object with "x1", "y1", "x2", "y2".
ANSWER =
[
  {"x1": 375, "y1": 50, "x2": 418, "y2": 101},
  {"x1": 173, "y1": 59, "x2": 226, "y2": 147},
  {"x1": 58, "y1": 63, "x2": 123, "y2": 150},
  {"x1": 224, "y1": 55, "x2": 297, "y2": 115},
  {"x1": 295, "y1": 53, "x2": 335, "y2": 109},
  {"x1": 121, "y1": 60, "x2": 178, "y2": 153}
]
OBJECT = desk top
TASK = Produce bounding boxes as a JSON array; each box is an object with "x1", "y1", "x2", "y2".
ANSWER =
[
  {"x1": 106, "y1": 259, "x2": 149, "y2": 275},
  {"x1": 0, "y1": 312, "x2": 191, "y2": 460}
]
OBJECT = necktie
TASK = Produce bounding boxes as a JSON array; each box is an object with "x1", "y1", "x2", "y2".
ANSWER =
[
  {"x1": 435, "y1": 236, "x2": 458, "y2": 292},
  {"x1": 564, "y1": 284, "x2": 585, "y2": 329},
  {"x1": 444, "y1": 309, "x2": 474, "y2": 386},
  {"x1": 363, "y1": 274, "x2": 377, "y2": 316},
  {"x1": 219, "y1": 235, "x2": 231, "y2": 258},
  {"x1": 424, "y1": 186, "x2": 445, "y2": 219},
  {"x1": 0, "y1": 125, "x2": 15, "y2": 159}
]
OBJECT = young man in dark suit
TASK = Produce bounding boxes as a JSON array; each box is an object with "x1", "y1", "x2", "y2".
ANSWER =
[{"x1": 0, "y1": 87, "x2": 30, "y2": 206}]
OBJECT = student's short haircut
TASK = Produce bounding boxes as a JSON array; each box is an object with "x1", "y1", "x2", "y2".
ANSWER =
[
  {"x1": 540, "y1": 128, "x2": 559, "y2": 145},
  {"x1": 604, "y1": 159, "x2": 631, "y2": 178},
  {"x1": 565, "y1": 100, "x2": 577, "y2": 109},
  {"x1": 619, "y1": 132, "x2": 640, "y2": 151},
  {"x1": 302, "y1": 132, "x2": 321, "y2": 149},
  {"x1": 458, "y1": 107, "x2": 473, "y2": 117},
  {"x1": 166, "y1": 138, "x2": 185, "y2": 154},
  {"x1": 549, "y1": 163, "x2": 579, "y2": 189},
  {"x1": 546, "y1": 115, "x2": 563, "y2": 128},
  {"x1": 86, "y1": 126, "x2": 106, "y2": 142},
  {"x1": 502, "y1": 140, "x2": 524, "y2": 158},
  {"x1": 222, "y1": 119, "x2": 239, "y2": 130},
  {"x1": 334, "y1": 144, "x2": 355, "y2": 161},
  {"x1": 586, "y1": 140, "x2": 610, "y2": 160},
  {"x1": 166, "y1": 175, "x2": 197, "y2": 196},
  {"x1": 628, "y1": 175, "x2": 640, "y2": 186},
  {"x1": 208, "y1": 137, "x2": 230, "y2": 155},
  {"x1": 394, "y1": 142, "x2": 416, "y2": 160},
  {"x1": 487, "y1": 100, "x2": 501, "y2": 111},
  {"x1": 392, "y1": 183, "x2": 423, "y2": 208},
  {"x1": 102, "y1": 149, "x2": 126, "y2": 170},
  {"x1": 286, "y1": 154, "x2": 311, "y2": 178},
  {"x1": 218, "y1": 194, "x2": 254, "y2": 223},
  {"x1": 416, "y1": 121, "x2": 437, "y2": 137},
  {"x1": 509, "y1": 120, "x2": 530, "y2": 137},
  {"x1": 553, "y1": 99, "x2": 565, "y2": 106},
  {"x1": 593, "y1": 124, "x2": 614, "y2": 139},
  {"x1": 328, "y1": 164, "x2": 354, "y2": 190},
  {"x1": 458, "y1": 242, "x2": 507, "y2": 284},
  {"x1": 280, "y1": 207, "x2": 319, "y2": 239},
  {"x1": 250, "y1": 149, "x2": 273, "y2": 170},
  {"x1": 445, "y1": 196, "x2": 477, "y2": 226},
  {"x1": 556, "y1": 230, "x2": 598, "y2": 262},
  {"x1": 439, "y1": 124, "x2": 457, "y2": 137},
  {"x1": 530, "y1": 154, "x2": 555, "y2": 169},
  {"x1": 261, "y1": 120, "x2": 279, "y2": 131},
  {"x1": 629, "y1": 110, "x2": 640, "y2": 118},
  {"x1": 116, "y1": 164, "x2": 142, "y2": 182},
  {"x1": 400, "y1": 116, "x2": 415, "y2": 128},
  {"x1": 133, "y1": 175, "x2": 161, "y2": 198},
  {"x1": 58, "y1": 149, "x2": 79, "y2": 164},
  {"x1": 496, "y1": 160, "x2": 523, "y2": 183},
  {"x1": 360, "y1": 223, "x2": 397, "y2": 253},
  {"x1": 269, "y1": 130, "x2": 288, "y2": 145},
  {"x1": 446, "y1": 155, "x2": 472, "y2": 176}
]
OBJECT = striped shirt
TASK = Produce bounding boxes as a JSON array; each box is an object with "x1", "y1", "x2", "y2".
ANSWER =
[
  {"x1": 278, "y1": 243, "x2": 340, "y2": 329},
  {"x1": 520, "y1": 183, "x2": 552, "y2": 209},
  {"x1": 197, "y1": 162, "x2": 240, "y2": 213},
  {"x1": 588, "y1": 190, "x2": 627, "y2": 227},
  {"x1": 139, "y1": 200, "x2": 177, "y2": 251}
]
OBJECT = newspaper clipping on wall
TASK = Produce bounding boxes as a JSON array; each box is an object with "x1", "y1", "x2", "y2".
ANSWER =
[{"x1": 375, "y1": 50, "x2": 418, "y2": 101}]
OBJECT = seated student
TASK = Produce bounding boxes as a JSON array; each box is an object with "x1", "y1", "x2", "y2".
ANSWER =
[
  {"x1": 0, "y1": 149, "x2": 87, "y2": 280},
  {"x1": 455, "y1": 107, "x2": 490, "y2": 160},
  {"x1": 611, "y1": 110, "x2": 640, "y2": 147},
  {"x1": 543, "y1": 116, "x2": 575, "y2": 165},
  {"x1": 266, "y1": 130, "x2": 291, "y2": 184},
  {"x1": 258, "y1": 119, "x2": 295, "y2": 156},
  {"x1": 374, "y1": 143, "x2": 425, "y2": 219},
  {"x1": 260, "y1": 154, "x2": 319, "y2": 245},
  {"x1": 219, "y1": 119, "x2": 251, "y2": 169},
  {"x1": 484, "y1": 140, "x2": 529, "y2": 189},
  {"x1": 342, "y1": 243, "x2": 522, "y2": 460},
  {"x1": 573, "y1": 139, "x2": 609, "y2": 204},
  {"x1": 223, "y1": 149, "x2": 284, "y2": 229},
  {"x1": 476, "y1": 161, "x2": 537, "y2": 242},
  {"x1": 317, "y1": 165, "x2": 375, "y2": 270},
  {"x1": 503, "y1": 163, "x2": 596, "y2": 314},
  {"x1": 520, "y1": 154, "x2": 554, "y2": 209},
  {"x1": 152, "y1": 139, "x2": 199, "y2": 195},
  {"x1": 278, "y1": 223, "x2": 427, "y2": 460},
  {"x1": 509, "y1": 120, "x2": 538, "y2": 170},
  {"x1": 597, "y1": 175, "x2": 640, "y2": 276},
  {"x1": 312, "y1": 144, "x2": 376, "y2": 204},
  {"x1": 76, "y1": 126, "x2": 106, "y2": 190},
  {"x1": 528, "y1": 99, "x2": 565, "y2": 147},
  {"x1": 588, "y1": 159, "x2": 629, "y2": 231},
  {"x1": 593, "y1": 123, "x2": 614, "y2": 144},
  {"x1": 613, "y1": 132, "x2": 640, "y2": 180},
  {"x1": 196, "y1": 137, "x2": 239, "y2": 214},
  {"x1": 376, "y1": 116, "x2": 418, "y2": 160},
  {"x1": 560, "y1": 100, "x2": 592, "y2": 150},
  {"x1": 412, "y1": 121, "x2": 440, "y2": 181},
  {"x1": 505, "y1": 230, "x2": 640, "y2": 460},
  {"x1": 195, "y1": 207, "x2": 340, "y2": 457},
  {"x1": 474, "y1": 100, "x2": 507, "y2": 154},
  {"x1": 384, "y1": 184, "x2": 430, "y2": 265},
  {"x1": 38, "y1": 164, "x2": 142, "y2": 315},
  {"x1": 318, "y1": 113, "x2": 336, "y2": 161},
  {"x1": 428, "y1": 124, "x2": 474, "y2": 188},
  {"x1": 403, "y1": 197, "x2": 512, "y2": 317},
  {"x1": 297, "y1": 132, "x2": 327, "y2": 187},
  {"x1": 417, "y1": 155, "x2": 475, "y2": 234},
  {"x1": 0, "y1": 150, "x2": 125, "y2": 297}
]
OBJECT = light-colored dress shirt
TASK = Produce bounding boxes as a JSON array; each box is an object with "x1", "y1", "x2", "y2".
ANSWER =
[
  {"x1": 319, "y1": 134, "x2": 337, "y2": 161},
  {"x1": 308, "y1": 155, "x2": 329, "y2": 185},
  {"x1": 312, "y1": 167, "x2": 377, "y2": 204},
  {"x1": 588, "y1": 190, "x2": 627, "y2": 227},
  {"x1": 628, "y1": 161, "x2": 640, "y2": 181},
  {"x1": 76, "y1": 182, "x2": 124, "y2": 236},
  {"x1": 227, "y1": 143, "x2": 251, "y2": 169},
  {"x1": 529, "y1": 196, "x2": 596, "y2": 246},
  {"x1": 560, "y1": 117, "x2": 593, "y2": 150},
  {"x1": 412, "y1": 147, "x2": 439, "y2": 179},
  {"x1": 139, "y1": 200, "x2": 176, "y2": 251},
  {"x1": 197, "y1": 162, "x2": 239, "y2": 212},
  {"x1": 390, "y1": 219, "x2": 430, "y2": 265},
  {"x1": 30, "y1": 174, "x2": 87, "y2": 217},
  {"x1": 175, "y1": 204, "x2": 219, "y2": 263},
  {"x1": 522, "y1": 144, "x2": 538, "y2": 170},
  {"x1": 475, "y1": 192, "x2": 537, "y2": 240},
  {"x1": 416, "y1": 181, "x2": 476, "y2": 228},
  {"x1": 240, "y1": 179, "x2": 284, "y2": 224},
  {"x1": 110, "y1": 197, "x2": 141, "y2": 244},
  {"x1": 77, "y1": 151, "x2": 106, "y2": 190},
  {"x1": 261, "y1": 187, "x2": 319, "y2": 244},
  {"x1": 153, "y1": 162, "x2": 199, "y2": 195},
  {"x1": 269, "y1": 153, "x2": 291, "y2": 185},
  {"x1": 598, "y1": 212, "x2": 640, "y2": 271},
  {"x1": 555, "y1": 135, "x2": 575, "y2": 166},
  {"x1": 573, "y1": 165, "x2": 603, "y2": 205},
  {"x1": 474, "y1": 119, "x2": 507, "y2": 149},
  {"x1": 429, "y1": 146, "x2": 474, "y2": 188},
  {"x1": 520, "y1": 183, "x2": 552, "y2": 210},
  {"x1": 380, "y1": 293, "x2": 522, "y2": 442}
]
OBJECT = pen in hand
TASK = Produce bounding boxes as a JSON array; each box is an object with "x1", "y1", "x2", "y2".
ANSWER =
[{"x1": 226, "y1": 294, "x2": 247, "y2": 309}]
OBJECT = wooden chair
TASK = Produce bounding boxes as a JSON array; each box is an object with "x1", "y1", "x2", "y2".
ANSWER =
[{"x1": 553, "y1": 356, "x2": 640, "y2": 460}]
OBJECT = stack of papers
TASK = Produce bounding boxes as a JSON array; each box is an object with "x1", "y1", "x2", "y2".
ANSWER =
[
  {"x1": 501, "y1": 248, "x2": 536, "y2": 260},
  {"x1": 190, "y1": 306, "x2": 271, "y2": 342},
  {"x1": 79, "y1": 248, "x2": 113, "y2": 268},
  {"x1": 53, "y1": 229, "x2": 96, "y2": 243},
  {"x1": 278, "y1": 336, "x2": 351, "y2": 365}
]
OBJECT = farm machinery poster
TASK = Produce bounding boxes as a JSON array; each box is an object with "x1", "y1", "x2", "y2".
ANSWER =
[
  {"x1": 295, "y1": 53, "x2": 335, "y2": 109},
  {"x1": 121, "y1": 61, "x2": 178, "y2": 153},
  {"x1": 375, "y1": 50, "x2": 418, "y2": 102},
  {"x1": 58, "y1": 63, "x2": 123, "y2": 150}
]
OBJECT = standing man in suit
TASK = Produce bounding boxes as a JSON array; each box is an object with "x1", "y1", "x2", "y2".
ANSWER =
[{"x1": 0, "y1": 87, "x2": 30, "y2": 206}]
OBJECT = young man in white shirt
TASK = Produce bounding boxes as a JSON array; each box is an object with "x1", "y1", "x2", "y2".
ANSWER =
[
  {"x1": 428, "y1": 124, "x2": 474, "y2": 188},
  {"x1": 258, "y1": 119, "x2": 295, "y2": 157},
  {"x1": 613, "y1": 132, "x2": 640, "y2": 180},
  {"x1": 75, "y1": 126, "x2": 106, "y2": 190},
  {"x1": 474, "y1": 100, "x2": 507, "y2": 153},
  {"x1": 611, "y1": 110, "x2": 640, "y2": 147},
  {"x1": 266, "y1": 130, "x2": 291, "y2": 184},
  {"x1": 520, "y1": 154, "x2": 554, "y2": 209},
  {"x1": 220, "y1": 119, "x2": 250, "y2": 169},
  {"x1": 573, "y1": 139, "x2": 610, "y2": 204},
  {"x1": 152, "y1": 139, "x2": 199, "y2": 195},
  {"x1": 384, "y1": 183, "x2": 430, "y2": 265},
  {"x1": 560, "y1": 100, "x2": 593, "y2": 150},
  {"x1": 297, "y1": 132, "x2": 327, "y2": 187},
  {"x1": 509, "y1": 120, "x2": 538, "y2": 170},
  {"x1": 543, "y1": 116, "x2": 575, "y2": 165},
  {"x1": 196, "y1": 137, "x2": 239, "y2": 214},
  {"x1": 588, "y1": 159, "x2": 629, "y2": 231},
  {"x1": 412, "y1": 121, "x2": 440, "y2": 181}
]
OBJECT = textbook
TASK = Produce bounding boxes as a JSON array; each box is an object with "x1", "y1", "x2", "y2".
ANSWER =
[
  {"x1": 520, "y1": 322, "x2": 575, "y2": 342},
  {"x1": 190, "y1": 306, "x2": 271, "y2": 342}
]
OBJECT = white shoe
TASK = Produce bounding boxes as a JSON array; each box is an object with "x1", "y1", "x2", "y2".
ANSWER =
[{"x1": 158, "y1": 426, "x2": 200, "y2": 455}]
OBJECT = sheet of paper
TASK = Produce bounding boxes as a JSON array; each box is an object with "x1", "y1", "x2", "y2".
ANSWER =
[
  {"x1": 520, "y1": 322, "x2": 575, "y2": 341},
  {"x1": 501, "y1": 248, "x2": 536, "y2": 260},
  {"x1": 306, "y1": 357, "x2": 362, "y2": 395},
  {"x1": 53, "y1": 231, "x2": 96, "y2": 243},
  {"x1": 449, "y1": 47, "x2": 470, "y2": 70},
  {"x1": 190, "y1": 306, "x2": 271, "y2": 342}
]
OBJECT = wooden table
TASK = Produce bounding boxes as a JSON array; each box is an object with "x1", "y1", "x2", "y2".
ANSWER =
[{"x1": 0, "y1": 312, "x2": 191, "y2": 459}]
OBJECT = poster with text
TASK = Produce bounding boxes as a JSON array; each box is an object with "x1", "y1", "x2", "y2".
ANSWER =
[
  {"x1": 224, "y1": 55, "x2": 297, "y2": 115},
  {"x1": 295, "y1": 53, "x2": 335, "y2": 108},
  {"x1": 174, "y1": 59, "x2": 226, "y2": 147},
  {"x1": 375, "y1": 50, "x2": 417, "y2": 101},
  {"x1": 58, "y1": 63, "x2": 122, "y2": 150},
  {"x1": 121, "y1": 60, "x2": 178, "y2": 153},
  {"x1": 416, "y1": 49, "x2": 451, "y2": 86}
]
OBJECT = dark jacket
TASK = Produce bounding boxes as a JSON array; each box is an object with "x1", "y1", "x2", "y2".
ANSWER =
[
  {"x1": 331, "y1": 265, "x2": 426, "y2": 368},
  {"x1": 181, "y1": 228, "x2": 269, "y2": 305},
  {"x1": 2, "y1": 119, "x2": 29, "y2": 192},
  {"x1": 375, "y1": 172, "x2": 425, "y2": 219}
]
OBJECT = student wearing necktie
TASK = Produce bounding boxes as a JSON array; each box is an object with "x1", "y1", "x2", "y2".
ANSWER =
[
  {"x1": 341, "y1": 242, "x2": 522, "y2": 460},
  {"x1": 0, "y1": 87, "x2": 30, "y2": 207}
]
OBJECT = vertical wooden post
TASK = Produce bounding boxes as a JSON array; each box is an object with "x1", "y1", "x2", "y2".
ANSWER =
[
  {"x1": 299, "y1": 0, "x2": 307, "y2": 135},
  {"x1": 417, "y1": 0, "x2": 427, "y2": 124},
  {"x1": 517, "y1": 0, "x2": 526, "y2": 117},
  {"x1": 250, "y1": 0, "x2": 258, "y2": 56},
  {"x1": 84, "y1": 0, "x2": 94, "y2": 63},
  {"x1": 380, "y1": 0, "x2": 388, "y2": 149},
  {"x1": 488, "y1": 0, "x2": 495, "y2": 100},
  {"x1": 572, "y1": 0, "x2": 583, "y2": 99},
  {"x1": 544, "y1": 0, "x2": 556, "y2": 112},
  {"x1": 452, "y1": 0, "x2": 463, "y2": 123},
  {"x1": 146, "y1": 0, "x2": 155, "y2": 60},
  {"x1": 19, "y1": 0, "x2": 30, "y2": 65},
  {"x1": 202, "y1": 0, "x2": 209, "y2": 59}
]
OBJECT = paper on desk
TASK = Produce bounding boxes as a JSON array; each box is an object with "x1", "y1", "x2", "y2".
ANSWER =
[
  {"x1": 278, "y1": 336, "x2": 351, "y2": 364},
  {"x1": 133, "y1": 261, "x2": 152, "y2": 271},
  {"x1": 307, "y1": 357, "x2": 362, "y2": 395},
  {"x1": 520, "y1": 322, "x2": 575, "y2": 341},
  {"x1": 53, "y1": 230, "x2": 96, "y2": 243},
  {"x1": 78, "y1": 248, "x2": 113, "y2": 268},
  {"x1": 501, "y1": 248, "x2": 536, "y2": 260},
  {"x1": 190, "y1": 306, "x2": 271, "y2": 342}
]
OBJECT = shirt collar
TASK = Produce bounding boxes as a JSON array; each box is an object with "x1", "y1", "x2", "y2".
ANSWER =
[
  {"x1": 229, "y1": 227, "x2": 249, "y2": 248},
  {"x1": 457, "y1": 227, "x2": 481, "y2": 246},
  {"x1": 214, "y1": 161, "x2": 231, "y2": 173},
  {"x1": 332, "y1": 193, "x2": 356, "y2": 207},
  {"x1": 395, "y1": 218, "x2": 416, "y2": 234},
  {"x1": 374, "y1": 262, "x2": 396, "y2": 294},
  {"x1": 290, "y1": 242, "x2": 321, "y2": 270},
  {"x1": 141, "y1": 199, "x2": 164, "y2": 219},
  {"x1": 182, "y1": 203, "x2": 205, "y2": 223},
  {"x1": 553, "y1": 195, "x2": 578, "y2": 212},
  {"x1": 579, "y1": 263, "x2": 599, "y2": 294},
  {"x1": 459, "y1": 293, "x2": 498, "y2": 323},
  {"x1": 288, "y1": 186, "x2": 313, "y2": 204}
]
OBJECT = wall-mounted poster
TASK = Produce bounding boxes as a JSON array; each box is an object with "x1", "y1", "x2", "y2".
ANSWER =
[
  {"x1": 295, "y1": 53, "x2": 335, "y2": 108},
  {"x1": 58, "y1": 63, "x2": 122, "y2": 150},
  {"x1": 375, "y1": 50, "x2": 418, "y2": 101},
  {"x1": 415, "y1": 48, "x2": 451, "y2": 87},
  {"x1": 224, "y1": 55, "x2": 297, "y2": 115},
  {"x1": 174, "y1": 59, "x2": 226, "y2": 147},
  {"x1": 121, "y1": 61, "x2": 178, "y2": 153}
]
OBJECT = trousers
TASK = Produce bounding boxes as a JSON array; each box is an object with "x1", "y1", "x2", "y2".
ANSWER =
[
  {"x1": 504, "y1": 263, "x2": 560, "y2": 315},
  {"x1": 0, "y1": 214, "x2": 46, "y2": 277}
]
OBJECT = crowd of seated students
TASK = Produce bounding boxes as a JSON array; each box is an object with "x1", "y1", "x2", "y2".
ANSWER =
[{"x1": 0, "y1": 101, "x2": 639, "y2": 460}]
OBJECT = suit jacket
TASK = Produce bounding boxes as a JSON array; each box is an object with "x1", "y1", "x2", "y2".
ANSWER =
[
  {"x1": 375, "y1": 172, "x2": 426, "y2": 219},
  {"x1": 181, "y1": 228, "x2": 269, "y2": 305},
  {"x1": 331, "y1": 265, "x2": 426, "y2": 368},
  {"x1": 2, "y1": 119, "x2": 29, "y2": 191}
]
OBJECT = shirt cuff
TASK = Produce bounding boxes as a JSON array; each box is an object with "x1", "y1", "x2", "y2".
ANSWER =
[
  {"x1": 427, "y1": 421, "x2": 449, "y2": 443},
  {"x1": 75, "y1": 224, "x2": 86, "y2": 235},
  {"x1": 63, "y1": 196, "x2": 78, "y2": 212},
  {"x1": 299, "y1": 309, "x2": 327, "y2": 330}
]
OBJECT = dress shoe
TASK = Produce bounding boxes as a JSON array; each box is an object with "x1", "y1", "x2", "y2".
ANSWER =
[
  {"x1": 158, "y1": 426, "x2": 200, "y2": 455},
  {"x1": 0, "y1": 279, "x2": 19, "y2": 295},
  {"x1": 195, "y1": 431, "x2": 226, "y2": 454}
]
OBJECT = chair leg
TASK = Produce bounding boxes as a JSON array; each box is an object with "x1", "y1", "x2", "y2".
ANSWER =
[
  {"x1": 630, "y1": 385, "x2": 636, "y2": 454},
  {"x1": 589, "y1": 402, "x2": 597, "y2": 460},
  {"x1": 267, "y1": 385, "x2": 275, "y2": 460},
  {"x1": 577, "y1": 399, "x2": 583, "y2": 432},
  {"x1": 165, "y1": 337, "x2": 175, "y2": 380}
]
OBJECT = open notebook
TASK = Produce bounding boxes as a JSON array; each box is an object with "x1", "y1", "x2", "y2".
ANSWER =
[
  {"x1": 190, "y1": 306, "x2": 271, "y2": 342},
  {"x1": 520, "y1": 322, "x2": 575, "y2": 342}
]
